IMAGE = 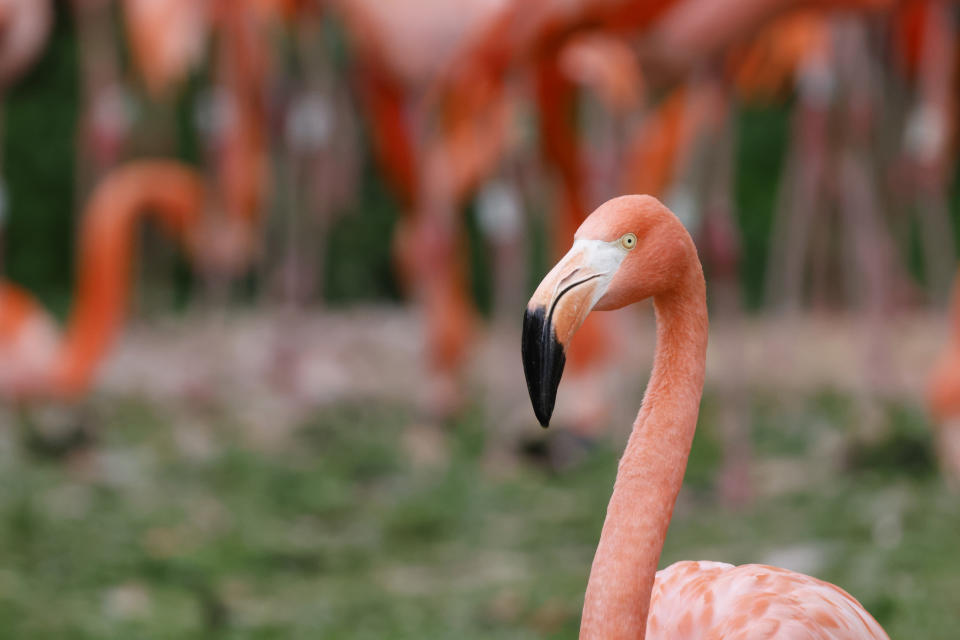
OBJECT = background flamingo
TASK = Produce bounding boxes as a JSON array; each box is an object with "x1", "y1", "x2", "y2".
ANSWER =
[
  {"x1": 332, "y1": 0, "x2": 512, "y2": 417},
  {"x1": 0, "y1": 161, "x2": 205, "y2": 400},
  {"x1": 119, "y1": 0, "x2": 271, "y2": 288}
]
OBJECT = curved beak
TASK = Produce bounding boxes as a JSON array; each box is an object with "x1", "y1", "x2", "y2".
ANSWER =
[{"x1": 521, "y1": 239, "x2": 619, "y2": 427}]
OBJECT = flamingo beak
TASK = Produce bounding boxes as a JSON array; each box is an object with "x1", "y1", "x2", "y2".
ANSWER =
[{"x1": 521, "y1": 240, "x2": 619, "y2": 427}]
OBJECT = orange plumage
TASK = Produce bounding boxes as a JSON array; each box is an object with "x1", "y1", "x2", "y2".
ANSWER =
[
  {"x1": 0, "y1": 162, "x2": 206, "y2": 400},
  {"x1": 524, "y1": 196, "x2": 888, "y2": 639}
]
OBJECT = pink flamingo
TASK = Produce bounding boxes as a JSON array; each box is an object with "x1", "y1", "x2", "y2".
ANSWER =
[
  {"x1": 333, "y1": 0, "x2": 512, "y2": 416},
  {"x1": 120, "y1": 0, "x2": 270, "y2": 286},
  {"x1": 0, "y1": 161, "x2": 205, "y2": 401},
  {"x1": 440, "y1": 0, "x2": 849, "y2": 436},
  {"x1": 199, "y1": 0, "x2": 270, "y2": 282},
  {"x1": 521, "y1": 195, "x2": 889, "y2": 639},
  {"x1": 337, "y1": 2, "x2": 661, "y2": 420}
]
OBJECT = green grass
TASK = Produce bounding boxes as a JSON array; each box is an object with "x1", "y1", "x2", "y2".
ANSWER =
[{"x1": 0, "y1": 391, "x2": 957, "y2": 638}]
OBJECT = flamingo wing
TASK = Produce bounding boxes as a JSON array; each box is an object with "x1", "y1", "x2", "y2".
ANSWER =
[{"x1": 648, "y1": 561, "x2": 889, "y2": 639}]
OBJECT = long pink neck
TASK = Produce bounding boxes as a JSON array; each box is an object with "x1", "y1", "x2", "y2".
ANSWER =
[
  {"x1": 579, "y1": 262, "x2": 708, "y2": 640},
  {"x1": 52, "y1": 162, "x2": 205, "y2": 397}
]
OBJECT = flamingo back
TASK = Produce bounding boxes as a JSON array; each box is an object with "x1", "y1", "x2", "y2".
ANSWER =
[
  {"x1": 647, "y1": 561, "x2": 889, "y2": 639},
  {"x1": 334, "y1": 0, "x2": 508, "y2": 85}
]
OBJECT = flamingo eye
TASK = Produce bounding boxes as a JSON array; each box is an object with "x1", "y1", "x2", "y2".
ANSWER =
[{"x1": 619, "y1": 233, "x2": 637, "y2": 250}]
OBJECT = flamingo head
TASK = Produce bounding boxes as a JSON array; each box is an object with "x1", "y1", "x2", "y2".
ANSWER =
[{"x1": 521, "y1": 195, "x2": 696, "y2": 427}]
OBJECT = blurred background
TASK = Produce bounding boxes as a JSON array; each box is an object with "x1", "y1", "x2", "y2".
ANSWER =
[{"x1": 0, "y1": 0, "x2": 959, "y2": 637}]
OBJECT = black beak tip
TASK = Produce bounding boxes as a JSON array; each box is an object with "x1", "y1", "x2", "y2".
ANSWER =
[
  {"x1": 521, "y1": 306, "x2": 566, "y2": 429},
  {"x1": 533, "y1": 405, "x2": 551, "y2": 429}
]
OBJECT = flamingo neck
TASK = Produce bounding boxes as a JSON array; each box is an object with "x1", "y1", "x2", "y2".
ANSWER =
[
  {"x1": 52, "y1": 163, "x2": 203, "y2": 397},
  {"x1": 579, "y1": 262, "x2": 708, "y2": 640}
]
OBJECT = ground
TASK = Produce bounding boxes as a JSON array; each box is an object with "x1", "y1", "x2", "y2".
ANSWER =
[{"x1": 0, "y1": 385, "x2": 957, "y2": 639}]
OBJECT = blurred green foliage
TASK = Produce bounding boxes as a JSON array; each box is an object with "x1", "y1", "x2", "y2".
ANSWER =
[
  {"x1": 734, "y1": 104, "x2": 789, "y2": 309},
  {"x1": 322, "y1": 160, "x2": 402, "y2": 304},
  {"x1": 1, "y1": 3, "x2": 79, "y2": 318}
]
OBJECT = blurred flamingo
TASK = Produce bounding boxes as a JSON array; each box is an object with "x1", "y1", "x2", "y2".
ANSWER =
[
  {"x1": 332, "y1": 0, "x2": 512, "y2": 416},
  {"x1": 124, "y1": 0, "x2": 296, "y2": 395},
  {"x1": 434, "y1": 0, "x2": 778, "y2": 442},
  {"x1": 120, "y1": 0, "x2": 270, "y2": 286},
  {"x1": 198, "y1": 0, "x2": 271, "y2": 284},
  {"x1": 521, "y1": 195, "x2": 890, "y2": 640},
  {"x1": 338, "y1": 1, "x2": 657, "y2": 420},
  {"x1": 408, "y1": 0, "x2": 712, "y2": 445},
  {"x1": 429, "y1": 0, "x2": 699, "y2": 442},
  {"x1": 0, "y1": 161, "x2": 205, "y2": 401}
]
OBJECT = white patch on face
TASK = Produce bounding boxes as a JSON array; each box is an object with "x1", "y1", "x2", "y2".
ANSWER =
[{"x1": 551, "y1": 237, "x2": 630, "y2": 308}]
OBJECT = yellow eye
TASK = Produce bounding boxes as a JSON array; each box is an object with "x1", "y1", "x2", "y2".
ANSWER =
[{"x1": 619, "y1": 233, "x2": 637, "y2": 250}]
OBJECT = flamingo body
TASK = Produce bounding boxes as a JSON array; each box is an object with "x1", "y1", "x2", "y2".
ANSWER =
[
  {"x1": 521, "y1": 195, "x2": 888, "y2": 639},
  {"x1": 648, "y1": 561, "x2": 887, "y2": 639}
]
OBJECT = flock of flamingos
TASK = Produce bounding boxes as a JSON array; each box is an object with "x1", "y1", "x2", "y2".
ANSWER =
[{"x1": 0, "y1": 0, "x2": 959, "y2": 638}]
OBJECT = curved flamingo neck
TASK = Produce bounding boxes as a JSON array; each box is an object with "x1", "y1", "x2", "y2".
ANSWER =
[
  {"x1": 52, "y1": 162, "x2": 204, "y2": 397},
  {"x1": 579, "y1": 259, "x2": 708, "y2": 640}
]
